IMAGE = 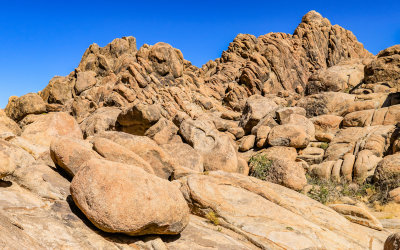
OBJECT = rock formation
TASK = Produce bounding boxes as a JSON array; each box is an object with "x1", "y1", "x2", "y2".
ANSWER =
[{"x1": 1, "y1": 10, "x2": 400, "y2": 249}]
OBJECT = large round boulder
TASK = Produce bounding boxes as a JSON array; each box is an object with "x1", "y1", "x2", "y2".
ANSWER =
[{"x1": 70, "y1": 158, "x2": 189, "y2": 236}]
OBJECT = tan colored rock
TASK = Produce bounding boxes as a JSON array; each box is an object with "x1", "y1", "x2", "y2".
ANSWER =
[
  {"x1": 71, "y1": 158, "x2": 189, "y2": 236},
  {"x1": 0, "y1": 212, "x2": 44, "y2": 249},
  {"x1": 161, "y1": 143, "x2": 204, "y2": 173},
  {"x1": 5, "y1": 93, "x2": 47, "y2": 122},
  {"x1": 0, "y1": 139, "x2": 35, "y2": 169},
  {"x1": 118, "y1": 103, "x2": 161, "y2": 135},
  {"x1": 40, "y1": 75, "x2": 75, "y2": 104},
  {"x1": 255, "y1": 125, "x2": 270, "y2": 148},
  {"x1": 311, "y1": 114, "x2": 343, "y2": 142},
  {"x1": 374, "y1": 154, "x2": 400, "y2": 184},
  {"x1": 296, "y1": 92, "x2": 355, "y2": 117},
  {"x1": 75, "y1": 71, "x2": 97, "y2": 94},
  {"x1": 365, "y1": 45, "x2": 400, "y2": 85},
  {"x1": 343, "y1": 109, "x2": 374, "y2": 127},
  {"x1": 306, "y1": 62, "x2": 364, "y2": 94},
  {"x1": 0, "y1": 151, "x2": 16, "y2": 178},
  {"x1": 164, "y1": 215, "x2": 257, "y2": 249},
  {"x1": 179, "y1": 171, "x2": 387, "y2": 249},
  {"x1": 50, "y1": 136, "x2": 99, "y2": 177},
  {"x1": 268, "y1": 124, "x2": 309, "y2": 148},
  {"x1": 341, "y1": 153, "x2": 356, "y2": 181},
  {"x1": 97, "y1": 131, "x2": 176, "y2": 179},
  {"x1": 221, "y1": 110, "x2": 241, "y2": 121},
  {"x1": 12, "y1": 163, "x2": 70, "y2": 200},
  {"x1": 79, "y1": 107, "x2": 121, "y2": 138},
  {"x1": 239, "y1": 135, "x2": 255, "y2": 152},
  {"x1": 21, "y1": 112, "x2": 83, "y2": 147},
  {"x1": 92, "y1": 137, "x2": 154, "y2": 174},
  {"x1": 298, "y1": 146, "x2": 324, "y2": 164},
  {"x1": 256, "y1": 146, "x2": 298, "y2": 161},
  {"x1": 0, "y1": 113, "x2": 21, "y2": 136},
  {"x1": 180, "y1": 119, "x2": 238, "y2": 173},
  {"x1": 325, "y1": 127, "x2": 371, "y2": 161},
  {"x1": 276, "y1": 107, "x2": 306, "y2": 124},
  {"x1": 285, "y1": 114, "x2": 315, "y2": 141},
  {"x1": 384, "y1": 232, "x2": 400, "y2": 250},
  {"x1": 353, "y1": 150, "x2": 382, "y2": 181},
  {"x1": 227, "y1": 127, "x2": 245, "y2": 139},
  {"x1": 250, "y1": 115, "x2": 278, "y2": 135},
  {"x1": 144, "y1": 118, "x2": 179, "y2": 145},
  {"x1": 265, "y1": 158, "x2": 307, "y2": 191},
  {"x1": 239, "y1": 96, "x2": 278, "y2": 133},
  {"x1": 328, "y1": 204, "x2": 383, "y2": 231},
  {"x1": 8, "y1": 136, "x2": 48, "y2": 159},
  {"x1": 331, "y1": 159, "x2": 344, "y2": 182},
  {"x1": 311, "y1": 161, "x2": 336, "y2": 180},
  {"x1": 389, "y1": 187, "x2": 400, "y2": 203},
  {"x1": 383, "y1": 105, "x2": 400, "y2": 125},
  {"x1": 148, "y1": 42, "x2": 184, "y2": 78}
]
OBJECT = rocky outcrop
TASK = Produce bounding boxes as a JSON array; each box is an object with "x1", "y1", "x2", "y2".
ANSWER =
[
  {"x1": 179, "y1": 171, "x2": 387, "y2": 249},
  {"x1": 365, "y1": 45, "x2": 400, "y2": 86},
  {"x1": 5, "y1": 93, "x2": 47, "y2": 122},
  {"x1": 0, "y1": 10, "x2": 397, "y2": 249}
]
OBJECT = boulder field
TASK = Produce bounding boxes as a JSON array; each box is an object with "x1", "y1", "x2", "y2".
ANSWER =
[{"x1": 2, "y1": 10, "x2": 400, "y2": 249}]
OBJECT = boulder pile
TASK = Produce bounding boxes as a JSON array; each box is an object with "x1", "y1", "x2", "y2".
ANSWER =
[{"x1": 1, "y1": 10, "x2": 399, "y2": 249}]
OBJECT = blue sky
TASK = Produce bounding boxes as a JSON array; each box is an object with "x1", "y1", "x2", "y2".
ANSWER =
[{"x1": 0, "y1": 1, "x2": 399, "y2": 108}]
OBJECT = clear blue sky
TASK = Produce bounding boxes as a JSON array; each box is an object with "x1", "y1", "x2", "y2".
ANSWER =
[{"x1": 1, "y1": 1, "x2": 399, "y2": 108}]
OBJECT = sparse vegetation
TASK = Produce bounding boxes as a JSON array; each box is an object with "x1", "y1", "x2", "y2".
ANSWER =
[
  {"x1": 305, "y1": 174, "x2": 376, "y2": 204},
  {"x1": 286, "y1": 226, "x2": 294, "y2": 231},
  {"x1": 205, "y1": 211, "x2": 219, "y2": 226},
  {"x1": 249, "y1": 154, "x2": 272, "y2": 180},
  {"x1": 319, "y1": 142, "x2": 329, "y2": 150},
  {"x1": 370, "y1": 174, "x2": 400, "y2": 203}
]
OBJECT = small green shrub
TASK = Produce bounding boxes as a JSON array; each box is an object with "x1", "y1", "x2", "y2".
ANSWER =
[
  {"x1": 319, "y1": 142, "x2": 329, "y2": 150},
  {"x1": 249, "y1": 154, "x2": 272, "y2": 180},
  {"x1": 205, "y1": 211, "x2": 219, "y2": 226}
]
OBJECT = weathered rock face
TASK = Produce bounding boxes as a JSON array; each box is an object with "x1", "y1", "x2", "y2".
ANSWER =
[
  {"x1": 5, "y1": 93, "x2": 47, "y2": 122},
  {"x1": 239, "y1": 96, "x2": 278, "y2": 133},
  {"x1": 71, "y1": 158, "x2": 189, "y2": 236},
  {"x1": 264, "y1": 158, "x2": 307, "y2": 191},
  {"x1": 374, "y1": 154, "x2": 400, "y2": 184},
  {"x1": 161, "y1": 143, "x2": 204, "y2": 173},
  {"x1": 365, "y1": 45, "x2": 400, "y2": 86},
  {"x1": 268, "y1": 124, "x2": 309, "y2": 148},
  {"x1": 0, "y1": 151, "x2": 16, "y2": 178},
  {"x1": 92, "y1": 137, "x2": 155, "y2": 174},
  {"x1": 21, "y1": 112, "x2": 83, "y2": 147},
  {"x1": 179, "y1": 171, "x2": 387, "y2": 249},
  {"x1": 180, "y1": 119, "x2": 239, "y2": 173},
  {"x1": 311, "y1": 114, "x2": 343, "y2": 142},
  {"x1": 50, "y1": 136, "x2": 99, "y2": 177},
  {"x1": 79, "y1": 107, "x2": 121, "y2": 138},
  {"x1": 96, "y1": 131, "x2": 176, "y2": 179},
  {"x1": 0, "y1": 111, "x2": 21, "y2": 136},
  {"x1": 117, "y1": 103, "x2": 161, "y2": 135},
  {"x1": 306, "y1": 60, "x2": 365, "y2": 94}
]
